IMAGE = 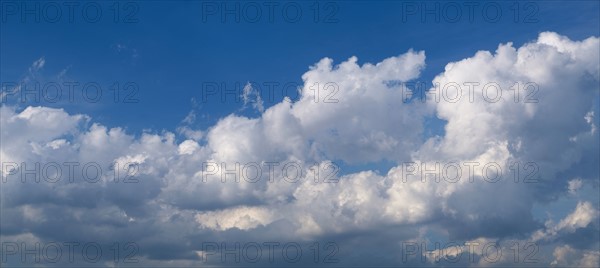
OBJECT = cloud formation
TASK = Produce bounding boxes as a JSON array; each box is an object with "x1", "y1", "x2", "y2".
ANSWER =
[{"x1": 1, "y1": 32, "x2": 598, "y2": 267}]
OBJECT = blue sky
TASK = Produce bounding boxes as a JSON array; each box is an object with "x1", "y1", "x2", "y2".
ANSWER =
[
  {"x1": 1, "y1": 1, "x2": 600, "y2": 267},
  {"x1": 2, "y1": 1, "x2": 598, "y2": 132}
]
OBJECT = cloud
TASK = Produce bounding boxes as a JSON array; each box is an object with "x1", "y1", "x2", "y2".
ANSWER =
[
  {"x1": 551, "y1": 245, "x2": 600, "y2": 267},
  {"x1": 178, "y1": 139, "x2": 200, "y2": 155},
  {"x1": 241, "y1": 82, "x2": 265, "y2": 113},
  {"x1": 532, "y1": 202, "x2": 599, "y2": 243},
  {"x1": 195, "y1": 206, "x2": 277, "y2": 231},
  {"x1": 1, "y1": 32, "x2": 598, "y2": 266},
  {"x1": 1, "y1": 57, "x2": 46, "y2": 102},
  {"x1": 29, "y1": 57, "x2": 45, "y2": 72},
  {"x1": 568, "y1": 178, "x2": 584, "y2": 194}
]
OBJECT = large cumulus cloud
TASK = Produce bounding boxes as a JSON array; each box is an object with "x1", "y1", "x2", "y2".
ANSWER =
[{"x1": 1, "y1": 32, "x2": 598, "y2": 267}]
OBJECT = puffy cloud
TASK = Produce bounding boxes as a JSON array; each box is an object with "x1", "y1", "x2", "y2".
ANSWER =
[
  {"x1": 551, "y1": 245, "x2": 600, "y2": 267},
  {"x1": 195, "y1": 206, "x2": 277, "y2": 231},
  {"x1": 207, "y1": 50, "x2": 429, "y2": 165},
  {"x1": 419, "y1": 33, "x2": 600, "y2": 240},
  {"x1": 178, "y1": 139, "x2": 200, "y2": 155},
  {"x1": 1, "y1": 32, "x2": 598, "y2": 266},
  {"x1": 430, "y1": 32, "x2": 598, "y2": 164},
  {"x1": 291, "y1": 51, "x2": 428, "y2": 163}
]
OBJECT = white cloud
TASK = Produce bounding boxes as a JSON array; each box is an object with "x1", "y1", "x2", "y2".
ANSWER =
[
  {"x1": 241, "y1": 82, "x2": 265, "y2": 113},
  {"x1": 1, "y1": 32, "x2": 598, "y2": 266},
  {"x1": 532, "y1": 202, "x2": 599, "y2": 242},
  {"x1": 178, "y1": 140, "x2": 200, "y2": 155},
  {"x1": 551, "y1": 245, "x2": 600, "y2": 267},
  {"x1": 195, "y1": 206, "x2": 277, "y2": 231},
  {"x1": 556, "y1": 202, "x2": 599, "y2": 232},
  {"x1": 568, "y1": 178, "x2": 584, "y2": 194}
]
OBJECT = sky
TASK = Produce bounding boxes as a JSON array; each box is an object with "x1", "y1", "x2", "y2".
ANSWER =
[{"x1": 1, "y1": 0, "x2": 600, "y2": 267}]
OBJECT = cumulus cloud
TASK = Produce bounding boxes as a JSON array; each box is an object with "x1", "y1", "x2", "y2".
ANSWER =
[
  {"x1": 1, "y1": 32, "x2": 598, "y2": 266},
  {"x1": 195, "y1": 206, "x2": 277, "y2": 231},
  {"x1": 178, "y1": 140, "x2": 200, "y2": 155}
]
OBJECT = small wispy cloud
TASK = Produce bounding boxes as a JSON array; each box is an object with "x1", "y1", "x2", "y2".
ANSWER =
[
  {"x1": 29, "y1": 57, "x2": 45, "y2": 72},
  {"x1": 241, "y1": 82, "x2": 264, "y2": 113}
]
